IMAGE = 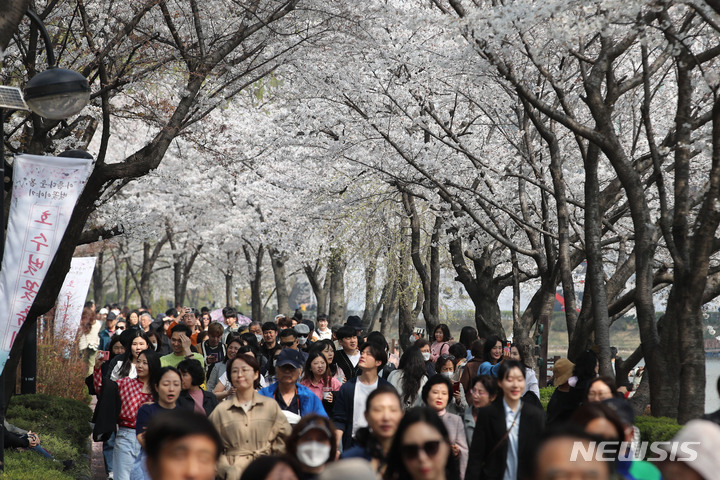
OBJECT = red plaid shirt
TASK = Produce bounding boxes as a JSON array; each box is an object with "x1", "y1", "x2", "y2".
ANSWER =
[{"x1": 93, "y1": 367, "x2": 153, "y2": 428}]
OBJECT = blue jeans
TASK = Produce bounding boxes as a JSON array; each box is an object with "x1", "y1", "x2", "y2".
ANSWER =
[
  {"x1": 114, "y1": 427, "x2": 140, "y2": 480},
  {"x1": 103, "y1": 431, "x2": 116, "y2": 474},
  {"x1": 130, "y1": 450, "x2": 150, "y2": 480}
]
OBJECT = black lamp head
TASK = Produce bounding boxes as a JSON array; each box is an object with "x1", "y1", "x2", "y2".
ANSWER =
[{"x1": 24, "y1": 67, "x2": 90, "y2": 120}]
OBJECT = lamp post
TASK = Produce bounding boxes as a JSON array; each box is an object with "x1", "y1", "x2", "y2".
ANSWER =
[{"x1": 0, "y1": 9, "x2": 90, "y2": 471}]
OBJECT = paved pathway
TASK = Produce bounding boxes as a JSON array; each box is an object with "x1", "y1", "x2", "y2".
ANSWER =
[{"x1": 89, "y1": 397, "x2": 107, "y2": 480}]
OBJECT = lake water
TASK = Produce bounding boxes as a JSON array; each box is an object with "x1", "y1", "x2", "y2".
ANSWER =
[{"x1": 706, "y1": 357, "x2": 720, "y2": 413}]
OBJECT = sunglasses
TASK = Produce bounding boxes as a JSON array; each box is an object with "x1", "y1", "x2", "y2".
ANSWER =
[
  {"x1": 400, "y1": 440, "x2": 441, "y2": 460},
  {"x1": 281, "y1": 341, "x2": 296, "y2": 347}
]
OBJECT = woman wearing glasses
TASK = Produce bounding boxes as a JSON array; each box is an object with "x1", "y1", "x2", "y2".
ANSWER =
[
  {"x1": 384, "y1": 406, "x2": 459, "y2": 480},
  {"x1": 465, "y1": 360, "x2": 545, "y2": 480},
  {"x1": 463, "y1": 375, "x2": 497, "y2": 442},
  {"x1": 209, "y1": 353, "x2": 291, "y2": 480}
]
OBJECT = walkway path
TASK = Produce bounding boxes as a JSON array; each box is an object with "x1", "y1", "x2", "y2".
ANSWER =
[{"x1": 89, "y1": 397, "x2": 107, "y2": 480}]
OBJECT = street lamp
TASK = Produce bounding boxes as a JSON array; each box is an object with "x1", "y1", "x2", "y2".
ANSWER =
[{"x1": 0, "y1": 8, "x2": 91, "y2": 472}]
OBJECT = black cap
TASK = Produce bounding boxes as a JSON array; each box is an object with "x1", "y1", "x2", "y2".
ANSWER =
[
  {"x1": 276, "y1": 349, "x2": 304, "y2": 369},
  {"x1": 345, "y1": 315, "x2": 363, "y2": 331},
  {"x1": 603, "y1": 397, "x2": 635, "y2": 425},
  {"x1": 106, "y1": 312, "x2": 117, "y2": 321}
]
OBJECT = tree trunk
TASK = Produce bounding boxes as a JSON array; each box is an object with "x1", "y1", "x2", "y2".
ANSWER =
[
  {"x1": 137, "y1": 237, "x2": 168, "y2": 308},
  {"x1": 269, "y1": 248, "x2": 290, "y2": 315},
  {"x1": 327, "y1": 248, "x2": 346, "y2": 324},
  {"x1": 112, "y1": 250, "x2": 123, "y2": 304},
  {"x1": 380, "y1": 281, "x2": 398, "y2": 339},
  {"x1": 92, "y1": 251, "x2": 104, "y2": 306},
  {"x1": 225, "y1": 272, "x2": 233, "y2": 307},
  {"x1": 584, "y1": 142, "x2": 613, "y2": 376},
  {"x1": 448, "y1": 236, "x2": 505, "y2": 339},
  {"x1": 304, "y1": 262, "x2": 330, "y2": 316},
  {"x1": 243, "y1": 243, "x2": 265, "y2": 322},
  {"x1": 401, "y1": 192, "x2": 441, "y2": 330},
  {"x1": 0, "y1": 0, "x2": 29, "y2": 53},
  {"x1": 361, "y1": 256, "x2": 377, "y2": 325}
]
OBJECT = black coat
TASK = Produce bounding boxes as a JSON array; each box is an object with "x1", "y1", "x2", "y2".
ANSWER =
[
  {"x1": 177, "y1": 389, "x2": 219, "y2": 416},
  {"x1": 91, "y1": 379, "x2": 121, "y2": 442},
  {"x1": 466, "y1": 399, "x2": 545, "y2": 480}
]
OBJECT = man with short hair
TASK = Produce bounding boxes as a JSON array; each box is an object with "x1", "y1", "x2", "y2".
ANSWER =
[
  {"x1": 248, "y1": 321, "x2": 263, "y2": 342},
  {"x1": 200, "y1": 322, "x2": 226, "y2": 379},
  {"x1": 334, "y1": 326, "x2": 361, "y2": 381},
  {"x1": 161, "y1": 324, "x2": 205, "y2": 368},
  {"x1": 333, "y1": 342, "x2": 391, "y2": 449},
  {"x1": 260, "y1": 322, "x2": 281, "y2": 377},
  {"x1": 144, "y1": 411, "x2": 222, "y2": 480},
  {"x1": 98, "y1": 312, "x2": 118, "y2": 351},
  {"x1": 259, "y1": 349, "x2": 326, "y2": 424},
  {"x1": 221, "y1": 306, "x2": 240, "y2": 343},
  {"x1": 139, "y1": 312, "x2": 153, "y2": 333},
  {"x1": 532, "y1": 427, "x2": 610, "y2": 480}
]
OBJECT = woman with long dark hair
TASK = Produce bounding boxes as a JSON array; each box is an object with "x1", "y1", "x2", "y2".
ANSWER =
[
  {"x1": 342, "y1": 385, "x2": 404, "y2": 477},
  {"x1": 94, "y1": 350, "x2": 161, "y2": 480},
  {"x1": 415, "y1": 339, "x2": 436, "y2": 378},
  {"x1": 384, "y1": 406, "x2": 459, "y2": 480},
  {"x1": 466, "y1": 360, "x2": 545, "y2": 480},
  {"x1": 311, "y1": 339, "x2": 345, "y2": 381},
  {"x1": 476, "y1": 335, "x2": 505, "y2": 377},
  {"x1": 387, "y1": 346, "x2": 429, "y2": 410},
  {"x1": 110, "y1": 330, "x2": 151, "y2": 381},
  {"x1": 300, "y1": 350, "x2": 342, "y2": 415},
  {"x1": 458, "y1": 327, "x2": 478, "y2": 360},
  {"x1": 509, "y1": 343, "x2": 540, "y2": 403}
]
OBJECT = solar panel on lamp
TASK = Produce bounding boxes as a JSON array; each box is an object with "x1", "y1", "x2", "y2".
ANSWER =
[{"x1": 0, "y1": 86, "x2": 29, "y2": 110}]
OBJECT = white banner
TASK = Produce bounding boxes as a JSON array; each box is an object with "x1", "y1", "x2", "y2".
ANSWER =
[
  {"x1": 0, "y1": 154, "x2": 92, "y2": 373},
  {"x1": 55, "y1": 257, "x2": 97, "y2": 335}
]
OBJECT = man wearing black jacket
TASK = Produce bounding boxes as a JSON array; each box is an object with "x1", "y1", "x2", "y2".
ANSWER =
[{"x1": 334, "y1": 326, "x2": 361, "y2": 381}]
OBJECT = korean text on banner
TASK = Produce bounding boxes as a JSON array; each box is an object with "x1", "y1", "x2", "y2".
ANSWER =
[
  {"x1": 0, "y1": 154, "x2": 92, "y2": 374},
  {"x1": 55, "y1": 257, "x2": 97, "y2": 335}
]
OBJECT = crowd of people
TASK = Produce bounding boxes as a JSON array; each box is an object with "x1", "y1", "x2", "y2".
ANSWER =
[{"x1": 77, "y1": 301, "x2": 720, "y2": 480}]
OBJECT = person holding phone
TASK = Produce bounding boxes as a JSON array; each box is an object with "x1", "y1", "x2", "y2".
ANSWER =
[
  {"x1": 435, "y1": 355, "x2": 467, "y2": 416},
  {"x1": 476, "y1": 335, "x2": 511, "y2": 378}
]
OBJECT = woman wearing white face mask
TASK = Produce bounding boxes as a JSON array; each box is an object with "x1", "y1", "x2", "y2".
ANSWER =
[
  {"x1": 415, "y1": 339, "x2": 437, "y2": 378},
  {"x1": 434, "y1": 355, "x2": 468, "y2": 416},
  {"x1": 286, "y1": 415, "x2": 336, "y2": 479}
]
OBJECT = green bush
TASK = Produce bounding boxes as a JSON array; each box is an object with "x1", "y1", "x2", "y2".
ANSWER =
[
  {"x1": 4, "y1": 394, "x2": 92, "y2": 479},
  {"x1": 0, "y1": 451, "x2": 72, "y2": 480},
  {"x1": 635, "y1": 416, "x2": 683, "y2": 443},
  {"x1": 540, "y1": 386, "x2": 555, "y2": 410},
  {"x1": 6, "y1": 394, "x2": 92, "y2": 448}
]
